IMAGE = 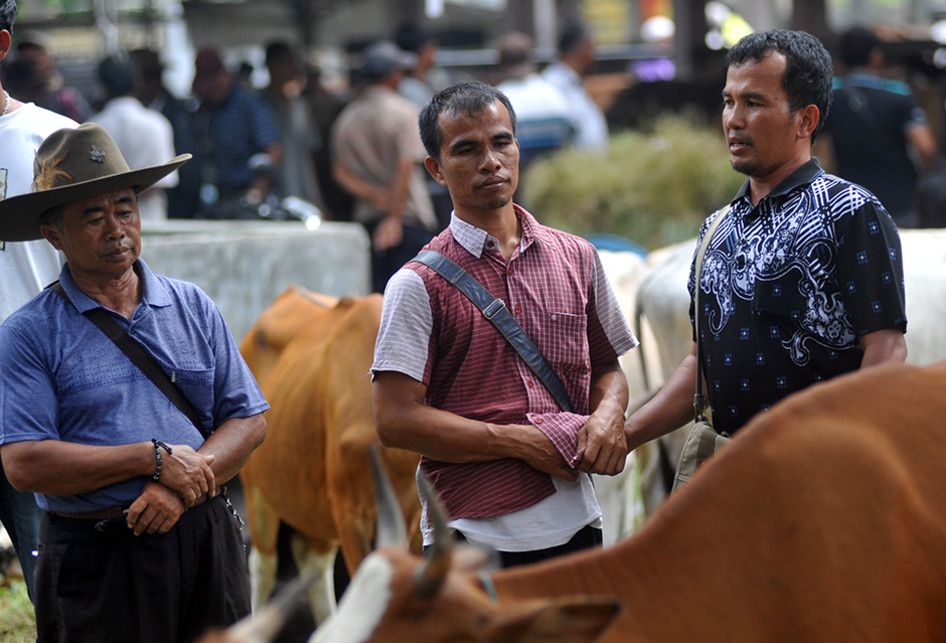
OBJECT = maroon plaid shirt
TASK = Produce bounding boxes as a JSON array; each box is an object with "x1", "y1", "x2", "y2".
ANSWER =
[{"x1": 374, "y1": 206, "x2": 636, "y2": 518}]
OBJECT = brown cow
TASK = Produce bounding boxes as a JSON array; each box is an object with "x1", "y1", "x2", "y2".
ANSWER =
[
  {"x1": 308, "y1": 359, "x2": 946, "y2": 642},
  {"x1": 238, "y1": 287, "x2": 420, "y2": 622}
]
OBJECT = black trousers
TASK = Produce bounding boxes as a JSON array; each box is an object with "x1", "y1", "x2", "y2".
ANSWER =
[
  {"x1": 427, "y1": 524, "x2": 603, "y2": 569},
  {"x1": 35, "y1": 496, "x2": 250, "y2": 643}
]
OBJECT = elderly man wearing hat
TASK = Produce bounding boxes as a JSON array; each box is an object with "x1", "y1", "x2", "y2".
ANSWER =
[
  {"x1": 0, "y1": 0, "x2": 78, "y2": 605},
  {"x1": 0, "y1": 123, "x2": 268, "y2": 641},
  {"x1": 331, "y1": 40, "x2": 438, "y2": 293}
]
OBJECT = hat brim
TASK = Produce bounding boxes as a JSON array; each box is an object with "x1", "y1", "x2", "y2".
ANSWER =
[{"x1": 0, "y1": 154, "x2": 192, "y2": 241}]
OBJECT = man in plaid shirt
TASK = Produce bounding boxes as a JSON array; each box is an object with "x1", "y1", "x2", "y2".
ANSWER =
[{"x1": 372, "y1": 81, "x2": 637, "y2": 567}]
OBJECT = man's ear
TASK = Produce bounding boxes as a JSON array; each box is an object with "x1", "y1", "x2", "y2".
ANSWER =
[
  {"x1": 797, "y1": 104, "x2": 820, "y2": 141},
  {"x1": 40, "y1": 224, "x2": 64, "y2": 251},
  {"x1": 0, "y1": 29, "x2": 11, "y2": 63},
  {"x1": 424, "y1": 155, "x2": 446, "y2": 187}
]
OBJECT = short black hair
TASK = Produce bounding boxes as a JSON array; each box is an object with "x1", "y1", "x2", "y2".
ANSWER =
[
  {"x1": 839, "y1": 26, "x2": 880, "y2": 68},
  {"x1": 557, "y1": 22, "x2": 589, "y2": 55},
  {"x1": 727, "y1": 29, "x2": 833, "y2": 141},
  {"x1": 97, "y1": 54, "x2": 138, "y2": 97},
  {"x1": 418, "y1": 81, "x2": 517, "y2": 160},
  {"x1": 0, "y1": 0, "x2": 16, "y2": 34},
  {"x1": 264, "y1": 40, "x2": 295, "y2": 67}
]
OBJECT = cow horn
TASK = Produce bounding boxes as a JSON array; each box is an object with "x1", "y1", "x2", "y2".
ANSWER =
[
  {"x1": 370, "y1": 445, "x2": 408, "y2": 549},
  {"x1": 413, "y1": 474, "x2": 452, "y2": 600}
]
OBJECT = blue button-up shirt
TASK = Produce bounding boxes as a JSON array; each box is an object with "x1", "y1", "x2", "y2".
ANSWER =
[{"x1": 0, "y1": 258, "x2": 268, "y2": 512}]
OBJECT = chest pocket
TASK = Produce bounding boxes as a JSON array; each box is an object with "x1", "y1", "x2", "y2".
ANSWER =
[
  {"x1": 542, "y1": 311, "x2": 590, "y2": 374},
  {"x1": 751, "y1": 275, "x2": 808, "y2": 325}
]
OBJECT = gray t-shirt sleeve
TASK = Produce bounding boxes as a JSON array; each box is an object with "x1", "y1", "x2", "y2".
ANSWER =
[{"x1": 371, "y1": 268, "x2": 433, "y2": 383}]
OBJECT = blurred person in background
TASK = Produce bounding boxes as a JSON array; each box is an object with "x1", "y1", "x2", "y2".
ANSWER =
[
  {"x1": 261, "y1": 40, "x2": 324, "y2": 211},
  {"x1": 823, "y1": 26, "x2": 937, "y2": 228},
  {"x1": 495, "y1": 31, "x2": 573, "y2": 174},
  {"x1": 10, "y1": 29, "x2": 89, "y2": 122},
  {"x1": 191, "y1": 48, "x2": 281, "y2": 219},
  {"x1": 90, "y1": 54, "x2": 178, "y2": 222},
  {"x1": 331, "y1": 41, "x2": 437, "y2": 292},
  {"x1": 395, "y1": 22, "x2": 453, "y2": 227},
  {"x1": 542, "y1": 21, "x2": 608, "y2": 151},
  {"x1": 130, "y1": 48, "x2": 202, "y2": 219}
]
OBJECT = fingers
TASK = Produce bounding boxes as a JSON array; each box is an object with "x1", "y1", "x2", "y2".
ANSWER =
[{"x1": 127, "y1": 484, "x2": 184, "y2": 535}]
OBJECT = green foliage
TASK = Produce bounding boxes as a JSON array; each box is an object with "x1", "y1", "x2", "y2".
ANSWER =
[
  {"x1": 521, "y1": 114, "x2": 745, "y2": 250},
  {"x1": 0, "y1": 581, "x2": 35, "y2": 642}
]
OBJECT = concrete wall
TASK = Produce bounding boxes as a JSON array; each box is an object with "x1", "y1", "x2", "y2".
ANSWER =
[{"x1": 141, "y1": 220, "x2": 370, "y2": 343}]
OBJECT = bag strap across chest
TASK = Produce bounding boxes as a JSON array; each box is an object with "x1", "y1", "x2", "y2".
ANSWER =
[
  {"x1": 692, "y1": 205, "x2": 733, "y2": 425},
  {"x1": 49, "y1": 281, "x2": 208, "y2": 437},
  {"x1": 412, "y1": 250, "x2": 575, "y2": 413}
]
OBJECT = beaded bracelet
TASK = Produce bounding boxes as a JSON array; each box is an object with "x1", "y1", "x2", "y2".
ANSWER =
[{"x1": 151, "y1": 438, "x2": 173, "y2": 481}]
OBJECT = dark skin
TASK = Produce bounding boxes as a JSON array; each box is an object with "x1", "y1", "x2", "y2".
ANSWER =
[
  {"x1": 374, "y1": 99, "x2": 629, "y2": 477},
  {"x1": 1, "y1": 188, "x2": 266, "y2": 535}
]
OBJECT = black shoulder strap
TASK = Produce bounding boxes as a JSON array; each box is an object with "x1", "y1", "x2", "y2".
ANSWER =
[
  {"x1": 49, "y1": 281, "x2": 208, "y2": 437},
  {"x1": 412, "y1": 250, "x2": 574, "y2": 413}
]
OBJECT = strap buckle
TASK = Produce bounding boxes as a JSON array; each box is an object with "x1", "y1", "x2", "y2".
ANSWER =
[{"x1": 482, "y1": 298, "x2": 506, "y2": 320}]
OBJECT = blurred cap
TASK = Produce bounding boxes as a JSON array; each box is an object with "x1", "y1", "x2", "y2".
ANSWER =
[{"x1": 361, "y1": 41, "x2": 417, "y2": 78}]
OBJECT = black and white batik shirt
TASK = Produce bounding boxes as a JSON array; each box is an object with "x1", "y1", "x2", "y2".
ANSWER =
[{"x1": 688, "y1": 159, "x2": 907, "y2": 435}]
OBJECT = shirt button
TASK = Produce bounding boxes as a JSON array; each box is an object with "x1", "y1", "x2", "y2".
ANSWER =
[
  {"x1": 527, "y1": 380, "x2": 534, "y2": 388},
  {"x1": 514, "y1": 305, "x2": 522, "y2": 315},
  {"x1": 551, "y1": 314, "x2": 558, "y2": 321},
  {"x1": 534, "y1": 417, "x2": 544, "y2": 425}
]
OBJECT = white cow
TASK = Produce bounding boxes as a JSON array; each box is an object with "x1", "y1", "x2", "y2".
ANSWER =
[{"x1": 594, "y1": 250, "x2": 665, "y2": 544}]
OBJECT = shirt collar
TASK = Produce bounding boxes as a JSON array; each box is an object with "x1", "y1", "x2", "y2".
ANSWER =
[
  {"x1": 732, "y1": 157, "x2": 824, "y2": 206},
  {"x1": 448, "y1": 204, "x2": 543, "y2": 259},
  {"x1": 59, "y1": 257, "x2": 171, "y2": 314}
]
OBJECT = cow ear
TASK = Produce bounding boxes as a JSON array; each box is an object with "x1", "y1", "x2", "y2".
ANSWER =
[{"x1": 486, "y1": 597, "x2": 621, "y2": 642}]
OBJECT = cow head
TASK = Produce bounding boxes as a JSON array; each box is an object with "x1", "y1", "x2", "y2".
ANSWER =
[{"x1": 308, "y1": 448, "x2": 620, "y2": 643}]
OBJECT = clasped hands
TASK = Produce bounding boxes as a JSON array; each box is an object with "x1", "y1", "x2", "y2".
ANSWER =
[
  {"x1": 518, "y1": 406, "x2": 629, "y2": 481},
  {"x1": 127, "y1": 444, "x2": 215, "y2": 536}
]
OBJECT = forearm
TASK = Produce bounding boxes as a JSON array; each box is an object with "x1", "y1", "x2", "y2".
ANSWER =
[
  {"x1": 373, "y1": 384, "x2": 544, "y2": 464},
  {"x1": 334, "y1": 162, "x2": 385, "y2": 205},
  {"x1": 589, "y1": 361, "x2": 629, "y2": 419},
  {"x1": 198, "y1": 414, "x2": 266, "y2": 487},
  {"x1": 624, "y1": 351, "x2": 699, "y2": 451},
  {"x1": 1, "y1": 440, "x2": 154, "y2": 496},
  {"x1": 386, "y1": 159, "x2": 415, "y2": 222},
  {"x1": 860, "y1": 329, "x2": 908, "y2": 369}
]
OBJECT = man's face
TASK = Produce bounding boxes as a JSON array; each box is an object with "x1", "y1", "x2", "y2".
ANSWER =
[
  {"x1": 722, "y1": 52, "x2": 808, "y2": 182},
  {"x1": 425, "y1": 99, "x2": 519, "y2": 215},
  {"x1": 41, "y1": 187, "x2": 141, "y2": 281},
  {"x1": 194, "y1": 71, "x2": 230, "y2": 105}
]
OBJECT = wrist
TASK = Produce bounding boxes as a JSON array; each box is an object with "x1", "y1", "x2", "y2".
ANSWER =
[{"x1": 150, "y1": 438, "x2": 173, "y2": 481}]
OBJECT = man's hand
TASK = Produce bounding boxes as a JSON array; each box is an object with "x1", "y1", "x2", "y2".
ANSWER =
[
  {"x1": 577, "y1": 407, "x2": 628, "y2": 476},
  {"x1": 508, "y1": 423, "x2": 578, "y2": 482},
  {"x1": 372, "y1": 215, "x2": 404, "y2": 251},
  {"x1": 127, "y1": 482, "x2": 185, "y2": 536},
  {"x1": 157, "y1": 444, "x2": 215, "y2": 507}
]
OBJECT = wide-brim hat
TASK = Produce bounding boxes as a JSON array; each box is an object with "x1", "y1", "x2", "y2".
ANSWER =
[{"x1": 0, "y1": 123, "x2": 191, "y2": 241}]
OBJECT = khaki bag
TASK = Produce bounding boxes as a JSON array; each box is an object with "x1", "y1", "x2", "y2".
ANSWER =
[
  {"x1": 672, "y1": 205, "x2": 733, "y2": 491},
  {"x1": 672, "y1": 420, "x2": 731, "y2": 490}
]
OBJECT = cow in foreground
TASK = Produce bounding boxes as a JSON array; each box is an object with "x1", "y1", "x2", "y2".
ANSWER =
[
  {"x1": 309, "y1": 359, "x2": 946, "y2": 642},
  {"x1": 238, "y1": 288, "x2": 421, "y2": 622}
]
